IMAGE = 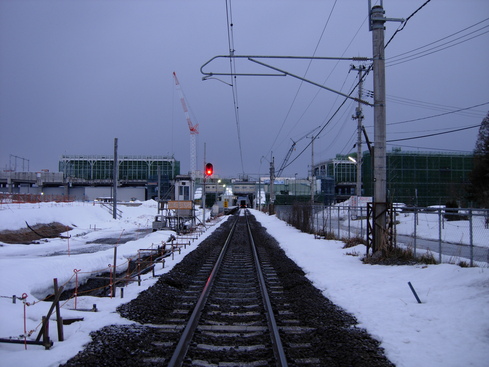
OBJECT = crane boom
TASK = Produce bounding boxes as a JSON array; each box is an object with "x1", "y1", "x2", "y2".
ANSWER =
[
  {"x1": 173, "y1": 72, "x2": 199, "y2": 134},
  {"x1": 173, "y1": 71, "x2": 199, "y2": 178}
]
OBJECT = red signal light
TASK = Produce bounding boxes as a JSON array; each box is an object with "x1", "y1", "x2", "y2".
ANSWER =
[{"x1": 205, "y1": 163, "x2": 213, "y2": 176}]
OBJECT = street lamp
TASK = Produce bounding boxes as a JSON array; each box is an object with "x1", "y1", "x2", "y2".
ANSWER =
[
  {"x1": 348, "y1": 156, "x2": 361, "y2": 214},
  {"x1": 348, "y1": 156, "x2": 361, "y2": 197}
]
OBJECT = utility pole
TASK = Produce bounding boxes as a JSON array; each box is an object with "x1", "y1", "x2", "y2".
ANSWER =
[
  {"x1": 371, "y1": 4, "x2": 387, "y2": 255},
  {"x1": 351, "y1": 65, "x2": 365, "y2": 202},
  {"x1": 310, "y1": 136, "x2": 315, "y2": 204},
  {"x1": 269, "y1": 154, "x2": 275, "y2": 214},
  {"x1": 369, "y1": 2, "x2": 403, "y2": 254},
  {"x1": 258, "y1": 177, "x2": 261, "y2": 210},
  {"x1": 113, "y1": 138, "x2": 118, "y2": 220}
]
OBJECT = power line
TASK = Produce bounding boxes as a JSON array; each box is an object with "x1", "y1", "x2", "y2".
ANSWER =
[
  {"x1": 388, "y1": 101, "x2": 489, "y2": 126},
  {"x1": 386, "y1": 143, "x2": 472, "y2": 153},
  {"x1": 225, "y1": 0, "x2": 245, "y2": 175},
  {"x1": 386, "y1": 27, "x2": 489, "y2": 67},
  {"x1": 384, "y1": 0, "x2": 433, "y2": 49},
  {"x1": 272, "y1": 11, "x2": 372, "y2": 173},
  {"x1": 283, "y1": 90, "x2": 353, "y2": 170},
  {"x1": 388, "y1": 18, "x2": 489, "y2": 61},
  {"x1": 389, "y1": 124, "x2": 478, "y2": 136},
  {"x1": 384, "y1": 3, "x2": 488, "y2": 68},
  {"x1": 387, "y1": 124, "x2": 480, "y2": 143},
  {"x1": 338, "y1": 128, "x2": 358, "y2": 156},
  {"x1": 267, "y1": 0, "x2": 339, "y2": 158},
  {"x1": 282, "y1": 62, "x2": 372, "y2": 171},
  {"x1": 385, "y1": 94, "x2": 484, "y2": 118}
]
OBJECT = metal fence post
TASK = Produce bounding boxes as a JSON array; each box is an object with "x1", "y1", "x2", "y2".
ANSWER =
[
  {"x1": 438, "y1": 208, "x2": 442, "y2": 263},
  {"x1": 347, "y1": 207, "x2": 351, "y2": 238},
  {"x1": 328, "y1": 206, "x2": 332, "y2": 234},
  {"x1": 413, "y1": 208, "x2": 417, "y2": 258},
  {"x1": 322, "y1": 204, "x2": 325, "y2": 234},
  {"x1": 360, "y1": 206, "x2": 364, "y2": 238},
  {"x1": 469, "y1": 209, "x2": 473, "y2": 267},
  {"x1": 337, "y1": 206, "x2": 341, "y2": 238}
]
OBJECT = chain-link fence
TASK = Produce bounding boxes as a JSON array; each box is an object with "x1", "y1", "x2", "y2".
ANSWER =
[{"x1": 275, "y1": 204, "x2": 489, "y2": 266}]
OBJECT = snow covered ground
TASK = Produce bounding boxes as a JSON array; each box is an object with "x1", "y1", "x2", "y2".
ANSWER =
[
  {"x1": 311, "y1": 197, "x2": 488, "y2": 248},
  {"x1": 308, "y1": 198, "x2": 489, "y2": 264},
  {"x1": 0, "y1": 201, "x2": 488, "y2": 367}
]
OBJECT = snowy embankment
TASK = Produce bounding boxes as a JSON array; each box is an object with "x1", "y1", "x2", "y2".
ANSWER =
[{"x1": 0, "y1": 201, "x2": 488, "y2": 367}]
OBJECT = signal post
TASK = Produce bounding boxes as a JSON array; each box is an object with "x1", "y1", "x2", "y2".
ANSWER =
[{"x1": 203, "y1": 163, "x2": 213, "y2": 226}]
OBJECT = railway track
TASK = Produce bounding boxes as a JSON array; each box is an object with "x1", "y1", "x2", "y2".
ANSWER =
[
  {"x1": 63, "y1": 210, "x2": 394, "y2": 367},
  {"x1": 167, "y1": 210, "x2": 289, "y2": 366}
]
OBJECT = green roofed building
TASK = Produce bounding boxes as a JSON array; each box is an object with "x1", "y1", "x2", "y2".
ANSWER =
[
  {"x1": 314, "y1": 150, "x2": 474, "y2": 207},
  {"x1": 362, "y1": 149, "x2": 473, "y2": 206},
  {"x1": 59, "y1": 155, "x2": 180, "y2": 184}
]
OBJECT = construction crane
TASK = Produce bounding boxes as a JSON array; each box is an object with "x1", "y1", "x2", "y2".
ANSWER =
[
  {"x1": 173, "y1": 71, "x2": 199, "y2": 179},
  {"x1": 276, "y1": 126, "x2": 320, "y2": 177}
]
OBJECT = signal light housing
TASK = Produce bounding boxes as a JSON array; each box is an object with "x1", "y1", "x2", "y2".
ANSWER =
[{"x1": 205, "y1": 163, "x2": 213, "y2": 176}]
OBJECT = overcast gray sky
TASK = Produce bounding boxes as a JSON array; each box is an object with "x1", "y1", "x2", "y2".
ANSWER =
[{"x1": 1, "y1": 0, "x2": 488, "y2": 178}]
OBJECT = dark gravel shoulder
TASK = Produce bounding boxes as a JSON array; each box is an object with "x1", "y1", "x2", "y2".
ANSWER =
[
  {"x1": 247, "y1": 215, "x2": 394, "y2": 366},
  {"x1": 61, "y1": 214, "x2": 394, "y2": 367}
]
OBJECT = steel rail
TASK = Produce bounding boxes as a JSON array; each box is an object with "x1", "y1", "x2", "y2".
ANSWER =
[
  {"x1": 167, "y1": 215, "x2": 239, "y2": 367},
  {"x1": 245, "y1": 210, "x2": 289, "y2": 367}
]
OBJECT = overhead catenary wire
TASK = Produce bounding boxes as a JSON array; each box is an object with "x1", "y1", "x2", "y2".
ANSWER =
[
  {"x1": 385, "y1": 94, "x2": 484, "y2": 118},
  {"x1": 316, "y1": 89, "x2": 357, "y2": 156},
  {"x1": 388, "y1": 101, "x2": 489, "y2": 126},
  {"x1": 387, "y1": 17, "x2": 489, "y2": 62},
  {"x1": 385, "y1": 143, "x2": 472, "y2": 153},
  {"x1": 384, "y1": 0, "x2": 433, "y2": 49},
  {"x1": 266, "y1": 0, "x2": 339, "y2": 158},
  {"x1": 386, "y1": 26, "x2": 489, "y2": 67},
  {"x1": 386, "y1": 124, "x2": 480, "y2": 143},
  {"x1": 383, "y1": 2, "x2": 488, "y2": 69},
  {"x1": 338, "y1": 128, "x2": 358, "y2": 156},
  {"x1": 283, "y1": 59, "x2": 373, "y2": 172},
  {"x1": 270, "y1": 5, "x2": 373, "y2": 173},
  {"x1": 283, "y1": 89, "x2": 354, "y2": 170},
  {"x1": 225, "y1": 0, "x2": 245, "y2": 175},
  {"x1": 284, "y1": 12, "x2": 370, "y2": 146},
  {"x1": 280, "y1": 0, "x2": 461, "y2": 170},
  {"x1": 388, "y1": 124, "x2": 479, "y2": 136}
]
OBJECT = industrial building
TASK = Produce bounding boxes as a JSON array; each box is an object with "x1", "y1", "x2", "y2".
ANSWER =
[
  {"x1": 0, "y1": 155, "x2": 180, "y2": 202},
  {"x1": 362, "y1": 149, "x2": 473, "y2": 206},
  {"x1": 58, "y1": 154, "x2": 180, "y2": 201},
  {"x1": 314, "y1": 155, "x2": 357, "y2": 202},
  {"x1": 59, "y1": 155, "x2": 179, "y2": 183},
  {"x1": 314, "y1": 150, "x2": 474, "y2": 206}
]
